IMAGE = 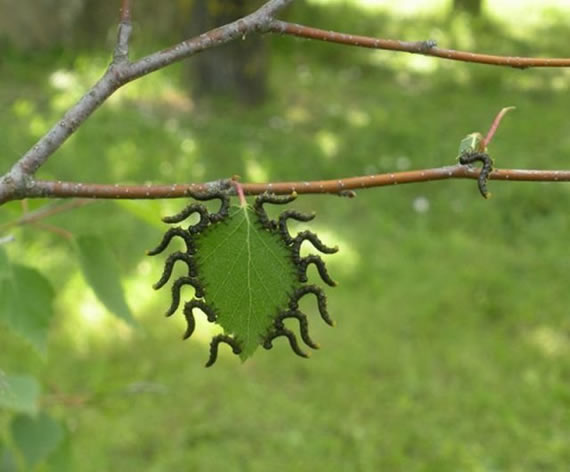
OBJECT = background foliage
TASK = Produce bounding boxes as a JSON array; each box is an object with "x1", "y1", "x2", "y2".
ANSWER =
[{"x1": 1, "y1": 0, "x2": 569, "y2": 470}]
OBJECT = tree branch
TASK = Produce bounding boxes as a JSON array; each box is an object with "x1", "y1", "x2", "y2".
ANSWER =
[
  {"x1": 114, "y1": 0, "x2": 132, "y2": 63},
  {"x1": 268, "y1": 20, "x2": 570, "y2": 69},
  {"x1": 124, "y1": 0, "x2": 292, "y2": 81},
  {"x1": 120, "y1": 0, "x2": 131, "y2": 23},
  {"x1": 1, "y1": 166, "x2": 567, "y2": 204},
  {"x1": 0, "y1": 0, "x2": 293, "y2": 201}
]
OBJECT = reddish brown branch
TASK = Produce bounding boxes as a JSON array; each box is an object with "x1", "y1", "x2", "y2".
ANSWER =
[
  {"x1": 120, "y1": 0, "x2": 131, "y2": 23},
  {"x1": 1, "y1": 167, "x2": 567, "y2": 203},
  {"x1": 244, "y1": 167, "x2": 570, "y2": 194},
  {"x1": 268, "y1": 20, "x2": 570, "y2": 69},
  {"x1": 30, "y1": 222, "x2": 74, "y2": 241}
]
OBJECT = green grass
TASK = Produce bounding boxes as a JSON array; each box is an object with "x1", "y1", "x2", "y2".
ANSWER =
[{"x1": 1, "y1": 5, "x2": 569, "y2": 471}]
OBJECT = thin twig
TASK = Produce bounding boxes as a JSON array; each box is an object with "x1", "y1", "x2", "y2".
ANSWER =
[
  {"x1": 114, "y1": 0, "x2": 133, "y2": 63},
  {"x1": 0, "y1": 166, "x2": 567, "y2": 203},
  {"x1": 0, "y1": 199, "x2": 92, "y2": 231},
  {"x1": 483, "y1": 106, "x2": 516, "y2": 147},
  {"x1": 31, "y1": 222, "x2": 74, "y2": 241},
  {"x1": 268, "y1": 20, "x2": 570, "y2": 69},
  {"x1": 120, "y1": 0, "x2": 131, "y2": 23}
]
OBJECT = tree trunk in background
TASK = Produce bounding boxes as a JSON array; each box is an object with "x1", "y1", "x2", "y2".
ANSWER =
[
  {"x1": 453, "y1": 0, "x2": 482, "y2": 15},
  {"x1": 74, "y1": 0, "x2": 115, "y2": 47},
  {"x1": 187, "y1": 0, "x2": 268, "y2": 105}
]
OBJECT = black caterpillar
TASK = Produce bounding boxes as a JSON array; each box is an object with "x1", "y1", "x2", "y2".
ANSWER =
[
  {"x1": 148, "y1": 192, "x2": 338, "y2": 367},
  {"x1": 459, "y1": 151, "x2": 494, "y2": 199}
]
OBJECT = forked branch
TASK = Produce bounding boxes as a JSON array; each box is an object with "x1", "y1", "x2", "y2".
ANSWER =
[
  {"x1": 0, "y1": 0, "x2": 569, "y2": 206},
  {"x1": 0, "y1": 0, "x2": 293, "y2": 201}
]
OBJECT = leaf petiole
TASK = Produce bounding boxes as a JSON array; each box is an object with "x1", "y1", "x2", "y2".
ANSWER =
[
  {"x1": 483, "y1": 106, "x2": 516, "y2": 148},
  {"x1": 232, "y1": 178, "x2": 247, "y2": 207}
]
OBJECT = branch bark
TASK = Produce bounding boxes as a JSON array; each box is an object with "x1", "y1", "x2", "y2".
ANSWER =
[
  {"x1": 114, "y1": 0, "x2": 132, "y2": 63},
  {"x1": 1, "y1": 166, "x2": 568, "y2": 204},
  {"x1": 268, "y1": 20, "x2": 570, "y2": 68}
]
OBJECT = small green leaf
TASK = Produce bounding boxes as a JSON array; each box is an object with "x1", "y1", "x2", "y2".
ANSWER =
[
  {"x1": 196, "y1": 205, "x2": 299, "y2": 359},
  {"x1": 0, "y1": 250, "x2": 55, "y2": 353},
  {"x1": 0, "y1": 373, "x2": 40, "y2": 415},
  {"x1": 75, "y1": 235, "x2": 135, "y2": 324},
  {"x1": 11, "y1": 413, "x2": 64, "y2": 468},
  {"x1": 457, "y1": 131, "x2": 485, "y2": 158}
]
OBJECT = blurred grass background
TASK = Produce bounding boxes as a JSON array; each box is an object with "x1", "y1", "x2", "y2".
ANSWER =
[{"x1": 1, "y1": 0, "x2": 569, "y2": 470}]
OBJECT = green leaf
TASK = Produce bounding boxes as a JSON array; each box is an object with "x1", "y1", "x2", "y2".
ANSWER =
[
  {"x1": 44, "y1": 429, "x2": 72, "y2": 472},
  {"x1": 75, "y1": 235, "x2": 135, "y2": 324},
  {"x1": 0, "y1": 440, "x2": 17, "y2": 472},
  {"x1": 10, "y1": 413, "x2": 64, "y2": 468},
  {"x1": 0, "y1": 373, "x2": 40, "y2": 415},
  {"x1": 0, "y1": 250, "x2": 55, "y2": 353},
  {"x1": 195, "y1": 205, "x2": 299, "y2": 359},
  {"x1": 457, "y1": 131, "x2": 485, "y2": 158}
]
